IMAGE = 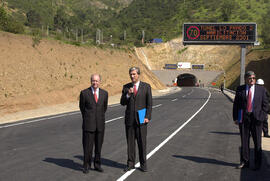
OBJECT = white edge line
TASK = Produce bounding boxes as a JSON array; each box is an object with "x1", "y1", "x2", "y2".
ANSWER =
[
  {"x1": 0, "y1": 113, "x2": 124, "y2": 129},
  {"x1": 116, "y1": 89, "x2": 211, "y2": 181},
  {"x1": 171, "y1": 98, "x2": 178, "y2": 102},
  {"x1": 152, "y1": 104, "x2": 162, "y2": 108},
  {"x1": 1, "y1": 103, "x2": 162, "y2": 129},
  {"x1": 0, "y1": 112, "x2": 79, "y2": 129}
]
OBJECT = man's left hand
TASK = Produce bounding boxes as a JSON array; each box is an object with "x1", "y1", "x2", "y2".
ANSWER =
[{"x1": 144, "y1": 118, "x2": 149, "y2": 124}]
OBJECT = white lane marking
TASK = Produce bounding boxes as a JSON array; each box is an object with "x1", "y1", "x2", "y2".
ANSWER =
[
  {"x1": 187, "y1": 89, "x2": 194, "y2": 95},
  {"x1": 0, "y1": 112, "x2": 80, "y2": 129},
  {"x1": 116, "y1": 89, "x2": 211, "y2": 181},
  {"x1": 152, "y1": 104, "x2": 162, "y2": 108},
  {"x1": 105, "y1": 116, "x2": 124, "y2": 123},
  {"x1": 171, "y1": 98, "x2": 178, "y2": 102},
  {"x1": 182, "y1": 95, "x2": 186, "y2": 98}
]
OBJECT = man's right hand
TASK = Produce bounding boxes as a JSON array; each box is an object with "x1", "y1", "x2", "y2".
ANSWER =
[
  {"x1": 128, "y1": 87, "x2": 134, "y2": 96},
  {"x1": 234, "y1": 120, "x2": 239, "y2": 125}
]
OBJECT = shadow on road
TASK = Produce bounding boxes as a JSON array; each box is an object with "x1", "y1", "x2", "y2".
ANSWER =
[
  {"x1": 74, "y1": 155, "x2": 126, "y2": 169},
  {"x1": 173, "y1": 150, "x2": 270, "y2": 180},
  {"x1": 43, "y1": 157, "x2": 82, "y2": 171},
  {"x1": 222, "y1": 92, "x2": 234, "y2": 103},
  {"x1": 240, "y1": 150, "x2": 270, "y2": 181},
  {"x1": 172, "y1": 155, "x2": 237, "y2": 167},
  {"x1": 43, "y1": 155, "x2": 126, "y2": 171},
  {"x1": 209, "y1": 131, "x2": 240, "y2": 136}
]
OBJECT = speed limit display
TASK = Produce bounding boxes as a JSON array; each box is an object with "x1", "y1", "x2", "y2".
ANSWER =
[{"x1": 183, "y1": 23, "x2": 256, "y2": 45}]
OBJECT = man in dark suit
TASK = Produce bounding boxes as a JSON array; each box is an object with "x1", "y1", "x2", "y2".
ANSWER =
[
  {"x1": 79, "y1": 74, "x2": 108, "y2": 174},
  {"x1": 256, "y1": 78, "x2": 270, "y2": 138},
  {"x1": 120, "y1": 67, "x2": 152, "y2": 172},
  {"x1": 233, "y1": 71, "x2": 269, "y2": 170}
]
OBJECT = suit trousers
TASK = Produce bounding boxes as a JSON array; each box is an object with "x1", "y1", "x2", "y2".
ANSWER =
[
  {"x1": 82, "y1": 130, "x2": 104, "y2": 169},
  {"x1": 262, "y1": 118, "x2": 269, "y2": 136},
  {"x1": 239, "y1": 114, "x2": 263, "y2": 167},
  {"x1": 125, "y1": 124, "x2": 147, "y2": 169}
]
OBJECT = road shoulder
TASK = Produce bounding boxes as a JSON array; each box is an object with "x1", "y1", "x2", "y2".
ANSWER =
[{"x1": 0, "y1": 87, "x2": 181, "y2": 125}]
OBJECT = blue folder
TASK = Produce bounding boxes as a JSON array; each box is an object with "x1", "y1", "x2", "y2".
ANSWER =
[
  {"x1": 238, "y1": 109, "x2": 243, "y2": 123},
  {"x1": 137, "y1": 108, "x2": 146, "y2": 124}
]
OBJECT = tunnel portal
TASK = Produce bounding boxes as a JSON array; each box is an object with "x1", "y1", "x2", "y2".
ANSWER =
[{"x1": 177, "y1": 73, "x2": 197, "y2": 86}]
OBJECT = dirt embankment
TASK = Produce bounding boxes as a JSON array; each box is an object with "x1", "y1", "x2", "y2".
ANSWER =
[
  {"x1": 221, "y1": 49, "x2": 270, "y2": 91},
  {"x1": 137, "y1": 38, "x2": 241, "y2": 71},
  {"x1": 138, "y1": 38, "x2": 270, "y2": 91},
  {"x1": 0, "y1": 32, "x2": 165, "y2": 116}
]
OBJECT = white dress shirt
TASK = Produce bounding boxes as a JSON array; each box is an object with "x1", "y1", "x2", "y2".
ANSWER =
[{"x1": 91, "y1": 87, "x2": 99, "y2": 99}]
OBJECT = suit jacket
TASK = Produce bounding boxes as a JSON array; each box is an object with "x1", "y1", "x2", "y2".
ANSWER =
[
  {"x1": 79, "y1": 87, "x2": 108, "y2": 132},
  {"x1": 233, "y1": 84, "x2": 268, "y2": 122},
  {"x1": 120, "y1": 81, "x2": 152, "y2": 126}
]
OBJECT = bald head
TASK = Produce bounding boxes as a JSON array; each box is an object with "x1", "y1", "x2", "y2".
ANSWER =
[
  {"x1": 91, "y1": 74, "x2": 101, "y2": 90},
  {"x1": 91, "y1": 74, "x2": 101, "y2": 82}
]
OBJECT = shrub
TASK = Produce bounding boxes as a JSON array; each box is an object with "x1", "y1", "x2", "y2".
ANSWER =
[{"x1": 0, "y1": 7, "x2": 24, "y2": 34}]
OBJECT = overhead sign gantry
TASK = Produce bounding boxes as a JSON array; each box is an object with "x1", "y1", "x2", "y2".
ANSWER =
[{"x1": 183, "y1": 23, "x2": 257, "y2": 85}]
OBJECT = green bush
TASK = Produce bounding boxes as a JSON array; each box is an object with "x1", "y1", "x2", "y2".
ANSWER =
[{"x1": 0, "y1": 6, "x2": 24, "y2": 34}]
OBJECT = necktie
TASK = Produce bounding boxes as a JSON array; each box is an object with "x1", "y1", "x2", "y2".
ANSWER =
[
  {"x1": 133, "y1": 84, "x2": 137, "y2": 96},
  {"x1": 94, "y1": 90, "x2": 98, "y2": 103},
  {"x1": 247, "y1": 87, "x2": 252, "y2": 112}
]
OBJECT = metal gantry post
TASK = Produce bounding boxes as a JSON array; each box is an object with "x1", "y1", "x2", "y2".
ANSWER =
[{"x1": 240, "y1": 45, "x2": 246, "y2": 85}]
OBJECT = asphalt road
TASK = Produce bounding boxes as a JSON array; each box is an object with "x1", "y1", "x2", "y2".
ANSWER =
[{"x1": 1, "y1": 87, "x2": 270, "y2": 181}]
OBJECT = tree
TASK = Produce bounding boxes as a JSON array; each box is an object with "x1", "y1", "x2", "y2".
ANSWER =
[
  {"x1": 54, "y1": 8, "x2": 70, "y2": 30},
  {"x1": 0, "y1": 6, "x2": 8, "y2": 29},
  {"x1": 0, "y1": 6, "x2": 24, "y2": 34},
  {"x1": 26, "y1": 10, "x2": 42, "y2": 27},
  {"x1": 260, "y1": 6, "x2": 270, "y2": 47}
]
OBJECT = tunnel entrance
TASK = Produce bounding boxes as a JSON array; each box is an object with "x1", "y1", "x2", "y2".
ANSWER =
[{"x1": 177, "y1": 73, "x2": 197, "y2": 86}]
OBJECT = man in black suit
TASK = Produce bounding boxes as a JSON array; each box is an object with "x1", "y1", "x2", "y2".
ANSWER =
[
  {"x1": 233, "y1": 71, "x2": 269, "y2": 170},
  {"x1": 256, "y1": 78, "x2": 270, "y2": 138},
  {"x1": 120, "y1": 67, "x2": 152, "y2": 172},
  {"x1": 79, "y1": 74, "x2": 108, "y2": 174}
]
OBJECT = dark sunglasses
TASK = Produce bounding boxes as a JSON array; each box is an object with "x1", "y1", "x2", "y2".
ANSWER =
[{"x1": 248, "y1": 77, "x2": 256, "y2": 80}]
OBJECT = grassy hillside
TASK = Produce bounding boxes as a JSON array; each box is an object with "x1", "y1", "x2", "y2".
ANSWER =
[{"x1": 1, "y1": 0, "x2": 270, "y2": 47}]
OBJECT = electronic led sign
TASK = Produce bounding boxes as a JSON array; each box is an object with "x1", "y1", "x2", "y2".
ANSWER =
[{"x1": 183, "y1": 23, "x2": 256, "y2": 45}]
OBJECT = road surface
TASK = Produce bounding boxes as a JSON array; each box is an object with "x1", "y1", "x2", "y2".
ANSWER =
[{"x1": 1, "y1": 87, "x2": 269, "y2": 181}]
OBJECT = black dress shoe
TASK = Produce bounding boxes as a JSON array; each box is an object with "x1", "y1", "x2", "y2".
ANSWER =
[
  {"x1": 264, "y1": 134, "x2": 270, "y2": 138},
  {"x1": 94, "y1": 167, "x2": 104, "y2": 172},
  {"x1": 83, "y1": 167, "x2": 89, "y2": 174},
  {"x1": 123, "y1": 166, "x2": 135, "y2": 172},
  {"x1": 139, "y1": 167, "x2": 148, "y2": 172},
  {"x1": 236, "y1": 163, "x2": 249, "y2": 169}
]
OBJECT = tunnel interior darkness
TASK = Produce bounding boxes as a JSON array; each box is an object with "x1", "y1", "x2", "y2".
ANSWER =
[{"x1": 177, "y1": 73, "x2": 197, "y2": 86}]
